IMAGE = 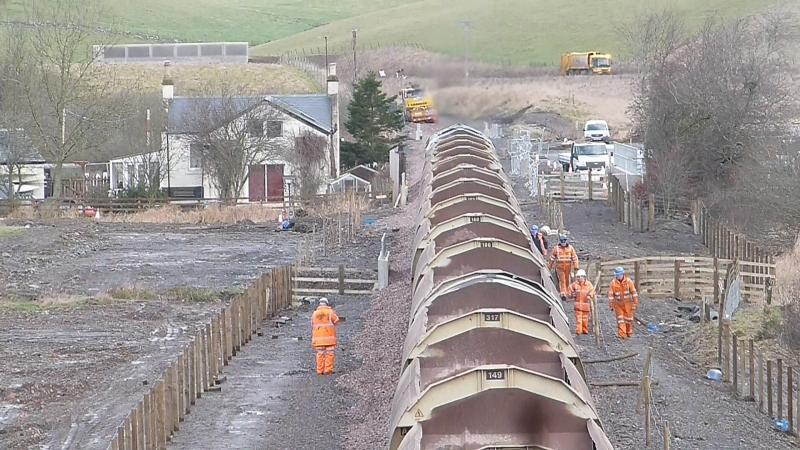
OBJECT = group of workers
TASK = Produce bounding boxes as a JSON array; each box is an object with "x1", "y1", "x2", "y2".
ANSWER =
[
  {"x1": 307, "y1": 225, "x2": 642, "y2": 377},
  {"x1": 531, "y1": 225, "x2": 639, "y2": 339}
]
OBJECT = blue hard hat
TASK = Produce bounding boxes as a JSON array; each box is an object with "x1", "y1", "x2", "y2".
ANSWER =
[
  {"x1": 559, "y1": 234, "x2": 568, "y2": 244},
  {"x1": 530, "y1": 225, "x2": 539, "y2": 233},
  {"x1": 614, "y1": 266, "x2": 625, "y2": 277}
]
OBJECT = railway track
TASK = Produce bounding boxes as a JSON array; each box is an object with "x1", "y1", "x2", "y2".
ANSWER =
[{"x1": 387, "y1": 124, "x2": 613, "y2": 449}]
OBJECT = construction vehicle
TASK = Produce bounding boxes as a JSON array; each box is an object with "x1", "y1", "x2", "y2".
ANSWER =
[
  {"x1": 560, "y1": 52, "x2": 612, "y2": 75},
  {"x1": 399, "y1": 86, "x2": 436, "y2": 123}
]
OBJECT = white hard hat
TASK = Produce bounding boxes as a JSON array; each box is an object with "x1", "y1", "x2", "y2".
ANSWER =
[
  {"x1": 318, "y1": 297, "x2": 329, "y2": 306},
  {"x1": 576, "y1": 269, "x2": 587, "y2": 278},
  {"x1": 540, "y1": 226, "x2": 551, "y2": 235}
]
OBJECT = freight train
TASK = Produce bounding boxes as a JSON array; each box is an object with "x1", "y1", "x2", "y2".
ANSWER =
[{"x1": 387, "y1": 124, "x2": 613, "y2": 449}]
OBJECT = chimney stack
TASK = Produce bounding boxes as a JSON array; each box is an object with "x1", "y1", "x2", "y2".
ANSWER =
[
  {"x1": 327, "y1": 63, "x2": 338, "y2": 96},
  {"x1": 162, "y1": 79, "x2": 174, "y2": 101}
]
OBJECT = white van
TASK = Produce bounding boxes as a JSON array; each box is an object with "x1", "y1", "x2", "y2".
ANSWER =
[{"x1": 584, "y1": 120, "x2": 610, "y2": 142}]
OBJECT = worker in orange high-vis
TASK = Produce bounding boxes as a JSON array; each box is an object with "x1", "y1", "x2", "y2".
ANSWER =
[
  {"x1": 311, "y1": 297, "x2": 340, "y2": 375},
  {"x1": 548, "y1": 234, "x2": 579, "y2": 301},
  {"x1": 607, "y1": 266, "x2": 639, "y2": 339},
  {"x1": 569, "y1": 269, "x2": 594, "y2": 335}
]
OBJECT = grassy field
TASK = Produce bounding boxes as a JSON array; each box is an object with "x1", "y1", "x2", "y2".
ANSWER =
[
  {"x1": 1, "y1": 0, "x2": 406, "y2": 43},
  {"x1": 0, "y1": 0, "x2": 781, "y2": 66},
  {"x1": 251, "y1": 0, "x2": 781, "y2": 65}
]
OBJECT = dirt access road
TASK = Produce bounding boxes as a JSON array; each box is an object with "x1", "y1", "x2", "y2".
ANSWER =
[{"x1": 522, "y1": 198, "x2": 794, "y2": 449}]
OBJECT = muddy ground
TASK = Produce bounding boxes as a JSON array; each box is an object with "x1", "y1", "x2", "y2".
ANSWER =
[{"x1": 0, "y1": 216, "x2": 388, "y2": 450}]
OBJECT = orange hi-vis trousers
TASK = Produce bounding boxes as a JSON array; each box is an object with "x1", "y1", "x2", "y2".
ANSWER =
[
  {"x1": 556, "y1": 265, "x2": 572, "y2": 297},
  {"x1": 314, "y1": 345, "x2": 335, "y2": 375},
  {"x1": 571, "y1": 280, "x2": 594, "y2": 335},
  {"x1": 612, "y1": 302, "x2": 635, "y2": 338}
]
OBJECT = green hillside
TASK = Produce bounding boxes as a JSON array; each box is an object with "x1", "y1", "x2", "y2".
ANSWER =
[
  {"x1": 0, "y1": 0, "x2": 779, "y2": 66},
  {"x1": 1, "y1": 0, "x2": 406, "y2": 44},
  {"x1": 251, "y1": 0, "x2": 780, "y2": 65}
]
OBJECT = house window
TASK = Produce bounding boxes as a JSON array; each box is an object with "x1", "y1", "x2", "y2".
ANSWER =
[
  {"x1": 266, "y1": 120, "x2": 283, "y2": 139},
  {"x1": 247, "y1": 118, "x2": 264, "y2": 136},
  {"x1": 189, "y1": 143, "x2": 202, "y2": 169}
]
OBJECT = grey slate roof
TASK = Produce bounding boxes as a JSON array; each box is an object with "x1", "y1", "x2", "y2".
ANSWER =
[
  {"x1": 0, "y1": 129, "x2": 45, "y2": 164},
  {"x1": 167, "y1": 95, "x2": 332, "y2": 134}
]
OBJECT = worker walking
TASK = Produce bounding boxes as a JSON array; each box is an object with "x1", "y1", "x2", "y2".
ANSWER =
[
  {"x1": 569, "y1": 269, "x2": 594, "y2": 335},
  {"x1": 311, "y1": 298, "x2": 340, "y2": 375},
  {"x1": 530, "y1": 225, "x2": 548, "y2": 259},
  {"x1": 548, "y1": 234, "x2": 579, "y2": 301},
  {"x1": 607, "y1": 267, "x2": 639, "y2": 339}
]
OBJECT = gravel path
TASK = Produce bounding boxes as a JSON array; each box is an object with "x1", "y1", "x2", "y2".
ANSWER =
[{"x1": 167, "y1": 294, "x2": 362, "y2": 450}]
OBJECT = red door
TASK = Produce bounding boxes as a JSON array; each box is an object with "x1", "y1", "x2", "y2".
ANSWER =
[
  {"x1": 248, "y1": 165, "x2": 266, "y2": 202},
  {"x1": 266, "y1": 164, "x2": 284, "y2": 202}
]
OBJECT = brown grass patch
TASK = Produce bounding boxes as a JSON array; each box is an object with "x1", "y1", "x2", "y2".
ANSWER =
[
  {"x1": 104, "y1": 204, "x2": 281, "y2": 225},
  {"x1": 92, "y1": 63, "x2": 320, "y2": 96}
]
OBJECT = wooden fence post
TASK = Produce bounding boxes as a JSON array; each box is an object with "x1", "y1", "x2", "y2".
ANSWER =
[
  {"x1": 122, "y1": 416, "x2": 131, "y2": 450},
  {"x1": 722, "y1": 322, "x2": 731, "y2": 382},
  {"x1": 132, "y1": 401, "x2": 142, "y2": 450},
  {"x1": 789, "y1": 368, "x2": 794, "y2": 432},
  {"x1": 749, "y1": 340, "x2": 755, "y2": 401},
  {"x1": 663, "y1": 420, "x2": 670, "y2": 450},
  {"x1": 759, "y1": 350, "x2": 764, "y2": 412},
  {"x1": 588, "y1": 170, "x2": 593, "y2": 200},
  {"x1": 673, "y1": 259, "x2": 681, "y2": 300},
  {"x1": 338, "y1": 264, "x2": 345, "y2": 295},
  {"x1": 648, "y1": 193, "x2": 656, "y2": 231},
  {"x1": 159, "y1": 380, "x2": 168, "y2": 449},
  {"x1": 644, "y1": 375, "x2": 652, "y2": 447},
  {"x1": 732, "y1": 337, "x2": 739, "y2": 397},
  {"x1": 560, "y1": 171, "x2": 565, "y2": 199},
  {"x1": 768, "y1": 360, "x2": 774, "y2": 418},
  {"x1": 634, "y1": 261, "x2": 641, "y2": 291},
  {"x1": 778, "y1": 359, "x2": 784, "y2": 420}
]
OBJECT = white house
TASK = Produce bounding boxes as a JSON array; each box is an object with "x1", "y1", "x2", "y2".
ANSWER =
[{"x1": 112, "y1": 64, "x2": 341, "y2": 202}]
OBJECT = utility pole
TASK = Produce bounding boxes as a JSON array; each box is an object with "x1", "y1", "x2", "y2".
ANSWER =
[
  {"x1": 352, "y1": 29, "x2": 358, "y2": 81},
  {"x1": 459, "y1": 21, "x2": 472, "y2": 79},
  {"x1": 61, "y1": 107, "x2": 66, "y2": 145},
  {"x1": 324, "y1": 35, "x2": 329, "y2": 69}
]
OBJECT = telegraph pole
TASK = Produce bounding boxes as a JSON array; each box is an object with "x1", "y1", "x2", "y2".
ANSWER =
[
  {"x1": 324, "y1": 35, "x2": 329, "y2": 69},
  {"x1": 459, "y1": 21, "x2": 472, "y2": 79},
  {"x1": 352, "y1": 29, "x2": 358, "y2": 81}
]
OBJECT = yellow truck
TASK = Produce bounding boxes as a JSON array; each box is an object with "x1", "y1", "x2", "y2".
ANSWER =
[
  {"x1": 399, "y1": 86, "x2": 436, "y2": 123},
  {"x1": 560, "y1": 52, "x2": 612, "y2": 75}
]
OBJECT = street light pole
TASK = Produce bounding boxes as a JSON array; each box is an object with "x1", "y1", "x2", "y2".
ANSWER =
[
  {"x1": 352, "y1": 29, "x2": 358, "y2": 81},
  {"x1": 459, "y1": 21, "x2": 472, "y2": 79}
]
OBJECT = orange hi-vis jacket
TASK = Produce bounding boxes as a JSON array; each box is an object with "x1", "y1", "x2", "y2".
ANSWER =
[
  {"x1": 607, "y1": 277, "x2": 639, "y2": 306},
  {"x1": 311, "y1": 305, "x2": 339, "y2": 347},
  {"x1": 549, "y1": 244, "x2": 579, "y2": 270},
  {"x1": 570, "y1": 280, "x2": 595, "y2": 312}
]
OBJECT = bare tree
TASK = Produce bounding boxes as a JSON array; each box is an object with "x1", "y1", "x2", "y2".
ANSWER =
[
  {"x1": 182, "y1": 89, "x2": 289, "y2": 203},
  {"x1": 626, "y1": 11, "x2": 794, "y2": 195},
  {"x1": 11, "y1": 0, "x2": 132, "y2": 198},
  {"x1": 289, "y1": 131, "x2": 329, "y2": 201}
]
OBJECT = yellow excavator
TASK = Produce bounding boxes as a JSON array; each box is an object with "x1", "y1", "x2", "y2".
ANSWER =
[{"x1": 399, "y1": 86, "x2": 436, "y2": 123}]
